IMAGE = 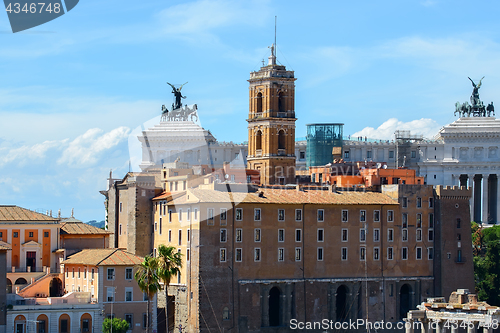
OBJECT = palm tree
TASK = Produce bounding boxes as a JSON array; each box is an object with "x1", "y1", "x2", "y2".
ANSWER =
[
  {"x1": 135, "y1": 255, "x2": 161, "y2": 333},
  {"x1": 157, "y1": 244, "x2": 183, "y2": 333}
]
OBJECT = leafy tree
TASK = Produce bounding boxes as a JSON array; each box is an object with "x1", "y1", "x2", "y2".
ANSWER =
[
  {"x1": 102, "y1": 318, "x2": 129, "y2": 333},
  {"x1": 157, "y1": 245, "x2": 183, "y2": 333},
  {"x1": 135, "y1": 255, "x2": 161, "y2": 333},
  {"x1": 473, "y1": 223, "x2": 500, "y2": 305}
]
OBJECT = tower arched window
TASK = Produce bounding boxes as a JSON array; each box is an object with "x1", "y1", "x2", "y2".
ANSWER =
[
  {"x1": 278, "y1": 91, "x2": 285, "y2": 112},
  {"x1": 256, "y1": 92, "x2": 263, "y2": 113},
  {"x1": 255, "y1": 130, "x2": 262, "y2": 151},
  {"x1": 278, "y1": 130, "x2": 286, "y2": 150}
]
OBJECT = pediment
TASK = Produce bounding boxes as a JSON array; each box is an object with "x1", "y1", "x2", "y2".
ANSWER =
[{"x1": 22, "y1": 240, "x2": 41, "y2": 247}]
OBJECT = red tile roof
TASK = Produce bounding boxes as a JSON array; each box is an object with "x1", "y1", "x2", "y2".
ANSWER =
[
  {"x1": 62, "y1": 249, "x2": 144, "y2": 266},
  {"x1": 0, "y1": 205, "x2": 58, "y2": 222}
]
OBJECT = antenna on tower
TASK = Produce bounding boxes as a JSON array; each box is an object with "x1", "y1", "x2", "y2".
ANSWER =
[{"x1": 274, "y1": 16, "x2": 277, "y2": 57}]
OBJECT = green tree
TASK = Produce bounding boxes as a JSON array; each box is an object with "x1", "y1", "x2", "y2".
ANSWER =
[
  {"x1": 157, "y1": 245, "x2": 183, "y2": 333},
  {"x1": 135, "y1": 255, "x2": 161, "y2": 333},
  {"x1": 473, "y1": 223, "x2": 500, "y2": 305},
  {"x1": 102, "y1": 318, "x2": 129, "y2": 333}
]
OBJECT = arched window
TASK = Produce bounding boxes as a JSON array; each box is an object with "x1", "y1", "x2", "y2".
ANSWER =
[
  {"x1": 6, "y1": 278, "x2": 12, "y2": 293},
  {"x1": 59, "y1": 314, "x2": 71, "y2": 333},
  {"x1": 269, "y1": 287, "x2": 281, "y2": 326},
  {"x1": 278, "y1": 91, "x2": 285, "y2": 112},
  {"x1": 81, "y1": 313, "x2": 92, "y2": 333},
  {"x1": 15, "y1": 277, "x2": 27, "y2": 285},
  {"x1": 400, "y1": 284, "x2": 412, "y2": 319},
  {"x1": 256, "y1": 92, "x2": 263, "y2": 113},
  {"x1": 37, "y1": 314, "x2": 49, "y2": 333},
  {"x1": 336, "y1": 285, "x2": 349, "y2": 322},
  {"x1": 256, "y1": 131, "x2": 262, "y2": 151},
  {"x1": 278, "y1": 130, "x2": 286, "y2": 150},
  {"x1": 222, "y1": 307, "x2": 229, "y2": 320}
]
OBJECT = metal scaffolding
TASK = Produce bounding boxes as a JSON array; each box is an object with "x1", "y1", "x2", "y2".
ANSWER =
[
  {"x1": 306, "y1": 123, "x2": 344, "y2": 167},
  {"x1": 394, "y1": 130, "x2": 423, "y2": 168}
]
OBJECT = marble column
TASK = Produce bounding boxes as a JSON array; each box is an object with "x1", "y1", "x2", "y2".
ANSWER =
[
  {"x1": 405, "y1": 320, "x2": 414, "y2": 333},
  {"x1": 469, "y1": 174, "x2": 475, "y2": 222},
  {"x1": 483, "y1": 174, "x2": 489, "y2": 223}
]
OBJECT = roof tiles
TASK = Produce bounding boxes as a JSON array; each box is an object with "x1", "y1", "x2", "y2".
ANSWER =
[
  {"x1": 0, "y1": 205, "x2": 58, "y2": 222},
  {"x1": 62, "y1": 249, "x2": 144, "y2": 266}
]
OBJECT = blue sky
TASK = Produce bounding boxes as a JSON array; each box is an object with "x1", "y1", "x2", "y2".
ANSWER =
[{"x1": 1, "y1": 0, "x2": 500, "y2": 221}]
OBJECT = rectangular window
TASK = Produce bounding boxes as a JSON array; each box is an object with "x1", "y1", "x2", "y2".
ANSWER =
[
  {"x1": 125, "y1": 314, "x2": 133, "y2": 327},
  {"x1": 187, "y1": 249, "x2": 190, "y2": 261},
  {"x1": 387, "y1": 210, "x2": 394, "y2": 222},
  {"x1": 208, "y1": 208, "x2": 214, "y2": 225},
  {"x1": 374, "y1": 210, "x2": 380, "y2": 222},
  {"x1": 178, "y1": 209, "x2": 182, "y2": 222},
  {"x1": 187, "y1": 229, "x2": 190, "y2": 242},
  {"x1": 416, "y1": 214, "x2": 422, "y2": 228},
  {"x1": 254, "y1": 208, "x2": 261, "y2": 221},
  {"x1": 411, "y1": 150, "x2": 416, "y2": 158},
  {"x1": 429, "y1": 197, "x2": 434, "y2": 208},
  {"x1": 107, "y1": 268, "x2": 115, "y2": 280},
  {"x1": 220, "y1": 248, "x2": 227, "y2": 262},
  {"x1": 373, "y1": 247, "x2": 380, "y2": 260},
  {"x1": 125, "y1": 268, "x2": 133, "y2": 280},
  {"x1": 360, "y1": 247, "x2": 366, "y2": 261},
  {"x1": 295, "y1": 247, "x2": 302, "y2": 261},
  {"x1": 373, "y1": 229, "x2": 380, "y2": 242},
  {"x1": 344, "y1": 150, "x2": 350, "y2": 159},
  {"x1": 402, "y1": 213, "x2": 408, "y2": 228},
  {"x1": 342, "y1": 210, "x2": 348, "y2": 222},
  {"x1": 44, "y1": 231, "x2": 49, "y2": 237},
  {"x1": 254, "y1": 228, "x2": 261, "y2": 242},
  {"x1": 457, "y1": 218, "x2": 461, "y2": 228},
  {"x1": 387, "y1": 247, "x2": 393, "y2": 260},
  {"x1": 317, "y1": 209, "x2": 324, "y2": 222},
  {"x1": 13, "y1": 232, "x2": 18, "y2": 238},
  {"x1": 107, "y1": 287, "x2": 114, "y2": 302},
  {"x1": 402, "y1": 197, "x2": 408, "y2": 208},
  {"x1": 416, "y1": 229, "x2": 422, "y2": 242},
  {"x1": 278, "y1": 229, "x2": 285, "y2": 242},
  {"x1": 295, "y1": 229, "x2": 302, "y2": 242},
  {"x1": 278, "y1": 209, "x2": 285, "y2": 221},
  {"x1": 360, "y1": 228, "x2": 366, "y2": 242},
  {"x1": 416, "y1": 247, "x2": 422, "y2": 260},
  {"x1": 119, "y1": 224, "x2": 122, "y2": 235},
  {"x1": 360, "y1": 210, "x2": 366, "y2": 222},
  {"x1": 417, "y1": 197, "x2": 422, "y2": 208},
  {"x1": 61, "y1": 319, "x2": 68, "y2": 333},
  {"x1": 84, "y1": 268, "x2": 87, "y2": 279},
  {"x1": 155, "y1": 222, "x2": 158, "y2": 232},
  {"x1": 367, "y1": 150, "x2": 372, "y2": 158},
  {"x1": 402, "y1": 247, "x2": 408, "y2": 260},
  {"x1": 29, "y1": 231, "x2": 34, "y2": 237},
  {"x1": 317, "y1": 229, "x2": 324, "y2": 242},
  {"x1": 187, "y1": 208, "x2": 191, "y2": 221},
  {"x1": 119, "y1": 202, "x2": 122, "y2": 212},
  {"x1": 341, "y1": 229, "x2": 348, "y2": 242},
  {"x1": 168, "y1": 230, "x2": 172, "y2": 242},
  {"x1": 169, "y1": 210, "x2": 172, "y2": 223},
  {"x1": 389, "y1": 150, "x2": 394, "y2": 158},
  {"x1": 235, "y1": 248, "x2": 242, "y2": 262},
  {"x1": 125, "y1": 288, "x2": 133, "y2": 302},
  {"x1": 179, "y1": 230, "x2": 183, "y2": 245},
  {"x1": 236, "y1": 229, "x2": 242, "y2": 242},
  {"x1": 388, "y1": 229, "x2": 394, "y2": 242},
  {"x1": 220, "y1": 229, "x2": 227, "y2": 243},
  {"x1": 428, "y1": 229, "x2": 434, "y2": 241},
  {"x1": 236, "y1": 208, "x2": 243, "y2": 221},
  {"x1": 429, "y1": 213, "x2": 434, "y2": 228},
  {"x1": 428, "y1": 247, "x2": 434, "y2": 260},
  {"x1": 159, "y1": 218, "x2": 162, "y2": 235},
  {"x1": 78, "y1": 269, "x2": 81, "y2": 278},
  {"x1": 194, "y1": 208, "x2": 198, "y2": 221},
  {"x1": 278, "y1": 248, "x2": 284, "y2": 262},
  {"x1": 295, "y1": 209, "x2": 302, "y2": 221},
  {"x1": 402, "y1": 229, "x2": 408, "y2": 241},
  {"x1": 254, "y1": 248, "x2": 261, "y2": 262},
  {"x1": 220, "y1": 208, "x2": 227, "y2": 225},
  {"x1": 91, "y1": 268, "x2": 94, "y2": 280},
  {"x1": 341, "y1": 247, "x2": 348, "y2": 261}
]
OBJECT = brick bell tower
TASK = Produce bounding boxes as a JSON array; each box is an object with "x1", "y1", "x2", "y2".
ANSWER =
[{"x1": 247, "y1": 44, "x2": 296, "y2": 185}]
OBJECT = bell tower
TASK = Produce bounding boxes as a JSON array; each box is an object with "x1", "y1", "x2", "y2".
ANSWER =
[{"x1": 247, "y1": 45, "x2": 296, "y2": 185}]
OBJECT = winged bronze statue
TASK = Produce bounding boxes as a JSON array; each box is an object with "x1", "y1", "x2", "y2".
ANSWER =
[{"x1": 167, "y1": 82, "x2": 188, "y2": 110}]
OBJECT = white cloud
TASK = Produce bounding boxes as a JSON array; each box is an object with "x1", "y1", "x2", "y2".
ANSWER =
[
  {"x1": 0, "y1": 140, "x2": 65, "y2": 167},
  {"x1": 58, "y1": 127, "x2": 130, "y2": 167},
  {"x1": 351, "y1": 118, "x2": 442, "y2": 140}
]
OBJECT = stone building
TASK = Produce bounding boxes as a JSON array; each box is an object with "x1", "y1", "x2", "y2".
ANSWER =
[
  {"x1": 0, "y1": 242, "x2": 10, "y2": 333},
  {"x1": 150, "y1": 180, "x2": 474, "y2": 332}
]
